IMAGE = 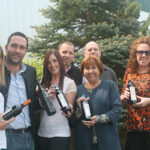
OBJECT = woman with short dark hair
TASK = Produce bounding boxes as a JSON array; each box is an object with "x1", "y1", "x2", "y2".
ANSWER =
[{"x1": 74, "y1": 56, "x2": 122, "y2": 150}]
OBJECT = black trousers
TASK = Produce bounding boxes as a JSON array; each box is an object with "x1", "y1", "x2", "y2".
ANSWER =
[
  {"x1": 38, "y1": 136, "x2": 70, "y2": 150},
  {"x1": 125, "y1": 131, "x2": 150, "y2": 150}
]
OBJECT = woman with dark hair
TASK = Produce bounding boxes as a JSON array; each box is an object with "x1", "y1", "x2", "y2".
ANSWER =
[
  {"x1": 38, "y1": 49, "x2": 76, "y2": 150},
  {"x1": 121, "y1": 36, "x2": 150, "y2": 150},
  {"x1": 74, "y1": 56, "x2": 122, "y2": 150}
]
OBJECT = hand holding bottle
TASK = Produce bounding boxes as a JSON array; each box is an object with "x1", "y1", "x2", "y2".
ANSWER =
[
  {"x1": 47, "y1": 85, "x2": 56, "y2": 99},
  {"x1": 82, "y1": 116, "x2": 96, "y2": 128},
  {"x1": 132, "y1": 96, "x2": 150, "y2": 107},
  {"x1": 61, "y1": 103, "x2": 73, "y2": 118},
  {"x1": 2, "y1": 99, "x2": 31, "y2": 121},
  {"x1": 77, "y1": 95, "x2": 91, "y2": 121},
  {"x1": 76, "y1": 96, "x2": 90, "y2": 111},
  {"x1": 0, "y1": 113, "x2": 15, "y2": 130},
  {"x1": 120, "y1": 88, "x2": 130, "y2": 101},
  {"x1": 54, "y1": 84, "x2": 71, "y2": 114}
]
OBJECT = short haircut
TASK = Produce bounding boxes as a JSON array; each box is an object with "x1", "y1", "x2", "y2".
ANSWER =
[
  {"x1": 80, "y1": 56, "x2": 104, "y2": 75},
  {"x1": 58, "y1": 41, "x2": 75, "y2": 51},
  {"x1": 7, "y1": 32, "x2": 28, "y2": 48},
  {"x1": 84, "y1": 41, "x2": 100, "y2": 51}
]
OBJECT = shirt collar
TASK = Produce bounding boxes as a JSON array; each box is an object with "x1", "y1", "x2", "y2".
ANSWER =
[
  {"x1": 65, "y1": 65, "x2": 72, "y2": 73},
  {"x1": 5, "y1": 62, "x2": 26, "y2": 75}
]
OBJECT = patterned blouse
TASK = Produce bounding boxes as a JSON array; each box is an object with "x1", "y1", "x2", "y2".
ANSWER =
[{"x1": 122, "y1": 70, "x2": 150, "y2": 131}]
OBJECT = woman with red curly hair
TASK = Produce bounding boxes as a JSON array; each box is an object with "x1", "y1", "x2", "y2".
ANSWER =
[{"x1": 121, "y1": 36, "x2": 150, "y2": 150}]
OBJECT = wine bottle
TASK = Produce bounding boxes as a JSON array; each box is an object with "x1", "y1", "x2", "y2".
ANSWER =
[
  {"x1": 128, "y1": 80, "x2": 137, "y2": 104},
  {"x1": 81, "y1": 95, "x2": 91, "y2": 121},
  {"x1": 3, "y1": 99, "x2": 31, "y2": 120},
  {"x1": 37, "y1": 80, "x2": 56, "y2": 116},
  {"x1": 54, "y1": 84, "x2": 71, "y2": 114}
]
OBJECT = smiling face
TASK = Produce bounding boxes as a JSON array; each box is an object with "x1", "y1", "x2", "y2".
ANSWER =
[
  {"x1": 81, "y1": 56, "x2": 103, "y2": 84},
  {"x1": 5, "y1": 35, "x2": 27, "y2": 66},
  {"x1": 48, "y1": 54, "x2": 60, "y2": 76},
  {"x1": 59, "y1": 43, "x2": 75, "y2": 68},
  {"x1": 136, "y1": 44, "x2": 150, "y2": 67},
  {"x1": 83, "y1": 64, "x2": 100, "y2": 84}
]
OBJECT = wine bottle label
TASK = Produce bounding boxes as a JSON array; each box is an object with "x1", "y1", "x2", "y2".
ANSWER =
[
  {"x1": 130, "y1": 87, "x2": 137, "y2": 101},
  {"x1": 58, "y1": 93, "x2": 68, "y2": 107},
  {"x1": 83, "y1": 102, "x2": 91, "y2": 118}
]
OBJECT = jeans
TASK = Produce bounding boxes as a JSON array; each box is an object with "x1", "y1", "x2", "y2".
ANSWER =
[{"x1": 4, "y1": 129, "x2": 34, "y2": 150}]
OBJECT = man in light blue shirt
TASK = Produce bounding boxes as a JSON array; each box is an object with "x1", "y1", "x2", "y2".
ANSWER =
[{"x1": 0, "y1": 32, "x2": 37, "y2": 150}]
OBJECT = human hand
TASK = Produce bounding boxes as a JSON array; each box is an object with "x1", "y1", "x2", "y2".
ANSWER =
[
  {"x1": 47, "y1": 85, "x2": 56, "y2": 99},
  {"x1": 132, "y1": 96, "x2": 150, "y2": 107},
  {"x1": 62, "y1": 104, "x2": 74, "y2": 118},
  {"x1": 121, "y1": 88, "x2": 130, "y2": 101},
  {"x1": 77, "y1": 96, "x2": 89, "y2": 111},
  {"x1": 0, "y1": 113, "x2": 15, "y2": 130},
  {"x1": 82, "y1": 116, "x2": 96, "y2": 128}
]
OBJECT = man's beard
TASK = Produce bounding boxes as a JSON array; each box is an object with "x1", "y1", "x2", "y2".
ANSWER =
[{"x1": 6, "y1": 55, "x2": 22, "y2": 66}]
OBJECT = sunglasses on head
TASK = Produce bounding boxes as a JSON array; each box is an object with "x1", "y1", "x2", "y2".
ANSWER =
[{"x1": 136, "y1": 50, "x2": 150, "y2": 56}]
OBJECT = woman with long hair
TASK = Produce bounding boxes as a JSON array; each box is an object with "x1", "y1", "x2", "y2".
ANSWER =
[
  {"x1": 0, "y1": 45, "x2": 14, "y2": 149},
  {"x1": 121, "y1": 36, "x2": 150, "y2": 150},
  {"x1": 38, "y1": 49, "x2": 76, "y2": 150}
]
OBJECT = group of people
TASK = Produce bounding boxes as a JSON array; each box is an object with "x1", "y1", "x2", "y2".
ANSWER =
[{"x1": 0, "y1": 32, "x2": 149, "y2": 150}]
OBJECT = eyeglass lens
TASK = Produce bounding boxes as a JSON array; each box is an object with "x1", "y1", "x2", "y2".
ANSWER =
[{"x1": 136, "y1": 50, "x2": 150, "y2": 56}]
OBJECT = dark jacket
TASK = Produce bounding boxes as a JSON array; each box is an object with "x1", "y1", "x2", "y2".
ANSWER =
[
  {"x1": 100, "y1": 65, "x2": 118, "y2": 84},
  {"x1": 0, "y1": 64, "x2": 37, "y2": 134},
  {"x1": 67, "y1": 63, "x2": 82, "y2": 86},
  {"x1": 75, "y1": 80, "x2": 122, "y2": 150}
]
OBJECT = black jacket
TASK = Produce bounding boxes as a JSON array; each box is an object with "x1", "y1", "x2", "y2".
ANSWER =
[
  {"x1": 0, "y1": 64, "x2": 37, "y2": 133},
  {"x1": 67, "y1": 63, "x2": 82, "y2": 86}
]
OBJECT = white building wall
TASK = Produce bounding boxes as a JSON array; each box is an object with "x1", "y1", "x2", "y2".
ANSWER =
[{"x1": 0, "y1": 0, "x2": 49, "y2": 48}]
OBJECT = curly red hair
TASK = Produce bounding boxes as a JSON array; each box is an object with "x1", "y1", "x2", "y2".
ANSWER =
[{"x1": 126, "y1": 36, "x2": 150, "y2": 73}]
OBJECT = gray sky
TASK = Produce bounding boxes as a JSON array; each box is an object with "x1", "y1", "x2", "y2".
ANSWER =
[{"x1": 0, "y1": 0, "x2": 149, "y2": 49}]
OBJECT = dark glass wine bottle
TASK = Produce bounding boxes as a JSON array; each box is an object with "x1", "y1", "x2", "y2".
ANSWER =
[
  {"x1": 81, "y1": 95, "x2": 91, "y2": 121},
  {"x1": 54, "y1": 84, "x2": 71, "y2": 114},
  {"x1": 37, "y1": 80, "x2": 56, "y2": 116},
  {"x1": 128, "y1": 80, "x2": 137, "y2": 104},
  {"x1": 3, "y1": 99, "x2": 31, "y2": 120}
]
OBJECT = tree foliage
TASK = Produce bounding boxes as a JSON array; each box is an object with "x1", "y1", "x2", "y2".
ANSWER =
[
  {"x1": 29, "y1": 0, "x2": 141, "y2": 80},
  {"x1": 23, "y1": 53, "x2": 44, "y2": 80},
  {"x1": 29, "y1": 0, "x2": 140, "y2": 52},
  {"x1": 27, "y1": 1, "x2": 142, "y2": 148},
  {"x1": 139, "y1": 14, "x2": 150, "y2": 36}
]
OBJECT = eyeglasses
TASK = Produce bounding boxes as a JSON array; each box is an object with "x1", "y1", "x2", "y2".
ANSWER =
[{"x1": 136, "y1": 50, "x2": 150, "y2": 56}]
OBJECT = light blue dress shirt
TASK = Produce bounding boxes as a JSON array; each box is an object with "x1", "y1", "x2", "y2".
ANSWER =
[{"x1": 6, "y1": 63, "x2": 31, "y2": 129}]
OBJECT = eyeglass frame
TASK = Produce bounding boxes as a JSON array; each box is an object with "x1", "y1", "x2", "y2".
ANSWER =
[{"x1": 136, "y1": 50, "x2": 150, "y2": 56}]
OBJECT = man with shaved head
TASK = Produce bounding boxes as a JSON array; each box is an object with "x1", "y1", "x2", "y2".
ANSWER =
[{"x1": 84, "y1": 41, "x2": 117, "y2": 84}]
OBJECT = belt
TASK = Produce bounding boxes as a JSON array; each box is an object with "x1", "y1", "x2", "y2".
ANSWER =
[{"x1": 6, "y1": 126, "x2": 31, "y2": 133}]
